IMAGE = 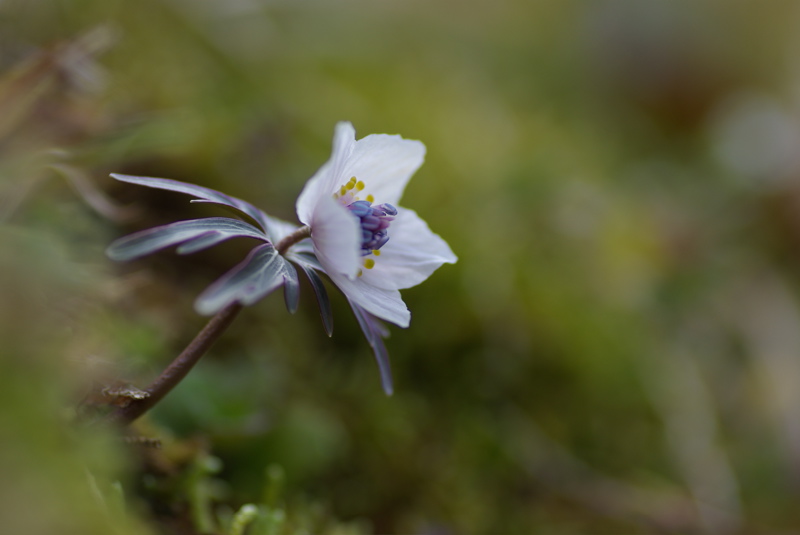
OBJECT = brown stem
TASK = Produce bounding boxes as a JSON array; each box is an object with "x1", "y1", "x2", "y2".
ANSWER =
[
  {"x1": 276, "y1": 225, "x2": 311, "y2": 255},
  {"x1": 108, "y1": 302, "x2": 243, "y2": 425},
  {"x1": 104, "y1": 227, "x2": 309, "y2": 426}
]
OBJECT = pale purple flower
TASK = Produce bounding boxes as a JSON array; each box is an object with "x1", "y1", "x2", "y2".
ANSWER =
[
  {"x1": 106, "y1": 122, "x2": 456, "y2": 393},
  {"x1": 294, "y1": 121, "x2": 457, "y2": 328}
]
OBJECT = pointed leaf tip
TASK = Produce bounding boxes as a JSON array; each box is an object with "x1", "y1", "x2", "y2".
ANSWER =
[
  {"x1": 195, "y1": 243, "x2": 296, "y2": 315},
  {"x1": 350, "y1": 301, "x2": 394, "y2": 395},
  {"x1": 290, "y1": 256, "x2": 334, "y2": 337},
  {"x1": 282, "y1": 262, "x2": 300, "y2": 314}
]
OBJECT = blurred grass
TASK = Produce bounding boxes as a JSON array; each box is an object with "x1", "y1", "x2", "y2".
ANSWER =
[{"x1": 5, "y1": 0, "x2": 800, "y2": 533}]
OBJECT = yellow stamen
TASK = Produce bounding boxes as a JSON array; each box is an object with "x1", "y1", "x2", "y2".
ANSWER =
[
  {"x1": 357, "y1": 269, "x2": 363, "y2": 277},
  {"x1": 364, "y1": 258, "x2": 375, "y2": 269},
  {"x1": 339, "y1": 185, "x2": 347, "y2": 196},
  {"x1": 356, "y1": 181, "x2": 365, "y2": 191},
  {"x1": 366, "y1": 194, "x2": 374, "y2": 203},
  {"x1": 372, "y1": 250, "x2": 381, "y2": 256}
]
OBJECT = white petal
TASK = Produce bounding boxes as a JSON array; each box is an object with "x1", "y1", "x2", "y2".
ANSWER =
[
  {"x1": 328, "y1": 270, "x2": 411, "y2": 327},
  {"x1": 310, "y1": 195, "x2": 361, "y2": 279},
  {"x1": 359, "y1": 208, "x2": 457, "y2": 290},
  {"x1": 296, "y1": 122, "x2": 357, "y2": 224},
  {"x1": 341, "y1": 133, "x2": 425, "y2": 206}
]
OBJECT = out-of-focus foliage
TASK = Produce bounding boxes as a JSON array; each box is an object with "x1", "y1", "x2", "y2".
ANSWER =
[{"x1": 5, "y1": 0, "x2": 800, "y2": 533}]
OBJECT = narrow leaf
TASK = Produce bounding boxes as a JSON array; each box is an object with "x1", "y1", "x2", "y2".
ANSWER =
[
  {"x1": 175, "y1": 231, "x2": 227, "y2": 254},
  {"x1": 111, "y1": 174, "x2": 272, "y2": 233},
  {"x1": 195, "y1": 243, "x2": 294, "y2": 315},
  {"x1": 288, "y1": 252, "x2": 324, "y2": 271},
  {"x1": 282, "y1": 261, "x2": 300, "y2": 314},
  {"x1": 350, "y1": 301, "x2": 393, "y2": 395},
  {"x1": 293, "y1": 261, "x2": 333, "y2": 336},
  {"x1": 106, "y1": 217, "x2": 267, "y2": 261},
  {"x1": 189, "y1": 200, "x2": 266, "y2": 234}
]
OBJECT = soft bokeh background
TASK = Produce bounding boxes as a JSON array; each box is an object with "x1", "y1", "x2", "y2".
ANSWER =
[{"x1": 4, "y1": 0, "x2": 800, "y2": 533}]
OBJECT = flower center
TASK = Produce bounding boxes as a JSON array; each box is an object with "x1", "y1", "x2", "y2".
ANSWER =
[
  {"x1": 347, "y1": 199, "x2": 397, "y2": 255},
  {"x1": 334, "y1": 177, "x2": 397, "y2": 265}
]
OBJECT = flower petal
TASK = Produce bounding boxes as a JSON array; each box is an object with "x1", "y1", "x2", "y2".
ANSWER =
[
  {"x1": 341, "y1": 133, "x2": 425, "y2": 206},
  {"x1": 310, "y1": 195, "x2": 361, "y2": 279},
  {"x1": 359, "y1": 208, "x2": 457, "y2": 290},
  {"x1": 295, "y1": 122, "x2": 357, "y2": 224},
  {"x1": 328, "y1": 270, "x2": 411, "y2": 327}
]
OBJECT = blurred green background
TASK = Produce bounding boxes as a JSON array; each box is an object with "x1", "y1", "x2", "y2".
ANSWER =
[{"x1": 4, "y1": 0, "x2": 800, "y2": 533}]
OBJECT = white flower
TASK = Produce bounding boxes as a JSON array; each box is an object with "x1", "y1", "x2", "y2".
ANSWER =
[
  {"x1": 294, "y1": 122, "x2": 457, "y2": 328},
  {"x1": 105, "y1": 122, "x2": 457, "y2": 394}
]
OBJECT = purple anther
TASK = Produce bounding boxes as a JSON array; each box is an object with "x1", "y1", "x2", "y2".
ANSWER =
[
  {"x1": 361, "y1": 215, "x2": 381, "y2": 231},
  {"x1": 346, "y1": 199, "x2": 395, "y2": 254},
  {"x1": 376, "y1": 203, "x2": 397, "y2": 216},
  {"x1": 348, "y1": 200, "x2": 372, "y2": 217},
  {"x1": 371, "y1": 233, "x2": 390, "y2": 250}
]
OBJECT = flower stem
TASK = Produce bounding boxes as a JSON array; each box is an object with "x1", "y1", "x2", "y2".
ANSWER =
[
  {"x1": 108, "y1": 302, "x2": 243, "y2": 425},
  {"x1": 103, "y1": 227, "x2": 309, "y2": 426},
  {"x1": 276, "y1": 225, "x2": 311, "y2": 255}
]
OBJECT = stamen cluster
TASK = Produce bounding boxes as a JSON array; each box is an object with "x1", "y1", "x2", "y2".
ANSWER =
[
  {"x1": 347, "y1": 200, "x2": 397, "y2": 255},
  {"x1": 334, "y1": 176, "x2": 372, "y2": 205}
]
